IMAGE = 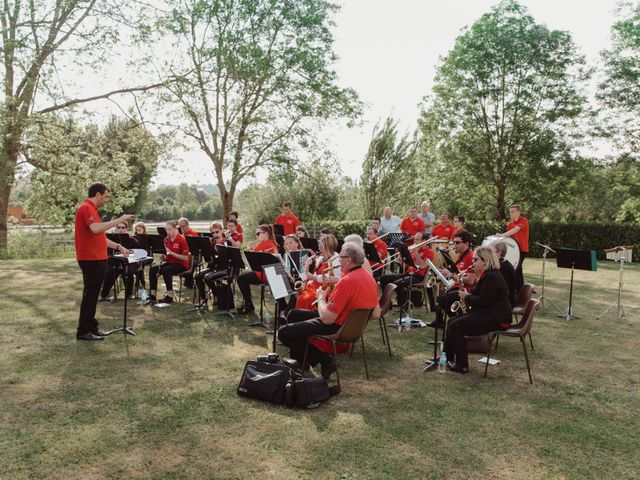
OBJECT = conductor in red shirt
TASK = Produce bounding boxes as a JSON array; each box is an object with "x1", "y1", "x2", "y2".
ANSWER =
[
  {"x1": 496, "y1": 203, "x2": 529, "y2": 291},
  {"x1": 274, "y1": 201, "x2": 301, "y2": 236},
  {"x1": 74, "y1": 183, "x2": 133, "y2": 341},
  {"x1": 277, "y1": 242, "x2": 381, "y2": 380}
]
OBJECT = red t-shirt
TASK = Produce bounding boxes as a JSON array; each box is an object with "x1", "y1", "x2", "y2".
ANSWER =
[
  {"x1": 164, "y1": 234, "x2": 191, "y2": 269},
  {"x1": 236, "y1": 223, "x2": 243, "y2": 234},
  {"x1": 406, "y1": 246, "x2": 435, "y2": 276},
  {"x1": 400, "y1": 216, "x2": 426, "y2": 238},
  {"x1": 74, "y1": 199, "x2": 107, "y2": 261},
  {"x1": 326, "y1": 266, "x2": 379, "y2": 326},
  {"x1": 274, "y1": 213, "x2": 301, "y2": 236},
  {"x1": 371, "y1": 239, "x2": 388, "y2": 270},
  {"x1": 454, "y1": 249, "x2": 474, "y2": 292},
  {"x1": 432, "y1": 223, "x2": 456, "y2": 240},
  {"x1": 230, "y1": 231, "x2": 243, "y2": 245},
  {"x1": 182, "y1": 227, "x2": 199, "y2": 237},
  {"x1": 508, "y1": 216, "x2": 529, "y2": 253}
]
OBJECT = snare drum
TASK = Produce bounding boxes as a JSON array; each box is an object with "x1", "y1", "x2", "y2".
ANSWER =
[{"x1": 482, "y1": 235, "x2": 520, "y2": 269}]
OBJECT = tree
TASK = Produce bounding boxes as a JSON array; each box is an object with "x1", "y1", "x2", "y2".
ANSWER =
[
  {"x1": 24, "y1": 115, "x2": 163, "y2": 224},
  {"x1": 154, "y1": 0, "x2": 361, "y2": 220},
  {"x1": 0, "y1": 1, "x2": 171, "y2": 250},
  {"x1": 418, "y1": 0, "x2": 590, "y2": 220},
  {"x1": 359, "y1": 117, "x2": 416, "y2": 218}
]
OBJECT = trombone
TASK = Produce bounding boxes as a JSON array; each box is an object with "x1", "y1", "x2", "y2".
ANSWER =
[{"x1": 370, "y1": 238, "x2": 437, "y2": 274}]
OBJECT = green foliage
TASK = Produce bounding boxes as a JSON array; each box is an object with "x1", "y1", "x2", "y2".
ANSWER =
[
  {"x1": 0, "y1": 229, "x2": 75, "y2": 260},
  {"x1": 139, "y1": 184, "x2": 223, "y2": 221},
  {"x1": 418, "y1": 0, "x2": 590, "y2": 220},
  {"x1": 152, "y1": 0, "x2": 362, "y2": 217},
  {"x1": 25, "y1": 115, "x2": 163, "y2": 225},
  {"x1": 359, "y1": 117, "x2": 417, "y2": 218},
  {"x1": 235, "y1": 155, "x2": 347, "y2": 229}
]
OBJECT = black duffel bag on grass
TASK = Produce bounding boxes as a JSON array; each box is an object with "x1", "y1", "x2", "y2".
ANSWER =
[{"x1": 237, "y1": 360, "x2": 291, "y2": 404}]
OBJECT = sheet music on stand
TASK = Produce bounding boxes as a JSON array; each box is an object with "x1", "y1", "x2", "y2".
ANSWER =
[
  {"x1": 113, "y1": 249, "x2": 152, "y2": 263},
  {"x1": 384, "y1": 232, "x2": 408, "y2": 248},
  {"x1": 262, "y1": 263, "x2": 294, "y2": 300}
]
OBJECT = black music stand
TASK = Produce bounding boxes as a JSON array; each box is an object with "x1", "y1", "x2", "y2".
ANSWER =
[
  {"x1": 536, "y1": 242, "x2": 561, "y2": 312},
  {"x1": 244, "y1": 251, "x2": 281, "y2": 328},
  {"x1": 104, "y1": 254, "x2": 152, "y2": 337},
  {"x1": 386, "y1": 243, "x2": 420, "y2": 331},
  {"x1": 157, "y1": 226, "x2": 167, "y2": 237},
  {"x1": 106, "y1": 233, "x2": 132, "y2": 300},
  {"x1": 261, "y1": 262, "x2": 295, "y2": 352},
  {"x1": 198, "y1": 236, "x2": 215, "y2": 262},
  {"x1": 384, "y1": 232, "x2": 408, "y2": 247},
  {"x1": 199, "y1": 232, "x2": 213, "y2": 237},
  {"x1": 556, "y1": 248, "x2": 597, "y2": 321},
  {"x1": 135, "y1": 234, "x2": 150, "y2": 255},
  {"x1": 438, "y1": 248, "x2": 458, "y2": 273},
  {"x1": 272, "y1": 224, "x2": 285, "y2": 236},
  {"x1": 300, "y1": 237, "x2": 319, "y2": 252},
  {"x1": 363, "y1": 242, "x2": 382, "y2": 265},
  {"x1": 211, "y1": 245, "x2": 244, "y2": 320}
]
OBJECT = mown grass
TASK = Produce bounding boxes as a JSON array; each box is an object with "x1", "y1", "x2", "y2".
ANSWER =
[{"x1": 0, "y1": 258, "x2": 639, "y2": 479}]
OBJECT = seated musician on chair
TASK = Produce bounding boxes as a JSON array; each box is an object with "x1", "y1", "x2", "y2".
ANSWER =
[
  {"x1": 227, "y1": 211, "x2": 243, "y2": 234},
  {"x1": 146, "y1": 221, "x2": 191, "y2": 305},
  {"x1": 100, "y1": 221, "x2": 140, "y2": 301},
  {"x1": 453, "y1": 215, "x2": 465, "y2": 234},
  {"x1": 277, "y1": 242, "x2": 381, "y2": 379},
  {"x1": 431, "y1": 230, "x2": 475, "y2": 329},
  {"x1": 492, "y1": 241, "x2": 516, "y2": 305},
  {"x1": 178, "y1": 217, "x2": 199, "y2": 288},
  {"x1": 380, "y1": 231, "x2": 434, "y2": 312},
  {"x1": 365, "y1": 227, "x2": 388, "y2": 279},
  {"x1": 294, "y1": 234, "x2": 340, "y2": 311},
  {"x1": 225, "y1": 219, "x2": 243, "y2": 247},
  {"x1": 278, "y1": 234, "x2": 306, "y2": 314},
  {"x1": 443, "y1": 245, "x2": 512, "y2": 374},
  {"x1": 295, "y1": 225, "x2": 310, "y2": 239},
  {"x1": 236, "y1": 225, "x2": 278, "y2": 315},
  {"x1": 133, "y1": 222, "x2": 148, "y2": 290},
  {"x1": 194, "y1": 222, "x2": 231, "y2": 309}
]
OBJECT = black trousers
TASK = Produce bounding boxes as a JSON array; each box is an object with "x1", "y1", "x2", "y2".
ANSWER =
[
  {"x1": 443, "y1": 315, "x2": 502, "y2": 369},
  {"x1": 100, "y1": 259, "x2": 136, "y2": 299},
  {"x1": 149, "y1": 263, "x2": 187, "y2": 293},
  {"x1": 515, "y1": 253, "x2": 527, "y2": 293},
  {"x1": 237, "y1": 271, "x2": 263, "y2": 307},
  {"x1": 278, "y1": 309, "x2": 340, "y2": 367},
  {"x1": 195, "y1": 267, "x2": 228, "y2": 301},
  {"x1": 380, "y1": 273, "x2": 424, "y2": 309},
  {"x1": 77, "y1": 260, "x2": 107, "y2": 336}
]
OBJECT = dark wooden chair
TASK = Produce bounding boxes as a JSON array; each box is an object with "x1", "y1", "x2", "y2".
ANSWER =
[
  {"x1": 509, "y1": 283, "x2": 535, "y2": 351},
  {"x1": 177, "y1": 254, "x2": 196, "y2": 303},
  {"x1": 302, "y1": 308, "x2": 373, "y2": 391},
  {"x1": 484, "y1": 298, "x2": 540, "y2": 384}
]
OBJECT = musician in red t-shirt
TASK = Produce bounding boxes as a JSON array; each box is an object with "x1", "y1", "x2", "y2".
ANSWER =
[
  {"x1": 178, "y1": 217, "x2": 199, "y2": 237},
  {"x1": 274, "y1": 201, "x2": 302, "y2": 236},
  {"x1": 431, "y1": 230, "x2": 476, "y2": 329},
  {"x1": 228, "y1": 211, "x2": 243, "y2": 234},
  {"x1": 74, "y1": 183, "x2": 133, "y2": 341},
  {"x1": 496, "y1": 203, "x2": 529, "y2": 291},
  {"x1": 380, "y1": 231, "x2": 435, "y2": 312},
  {"x1": 277, "y1": 242, "x2": 380, "y2": 379},
  {"x1": 431, "y1": 212, "x2": 456, "y2": 240},
  {"x1": 400, "y1": 206, "x2": 426, "y2": 244},
  {"x1": 224, "y1": 219, "x2": 243, "y2": 247},
  {"x1": 236, "y1": 225, "x2": 279, "y2": 314},
  {"x1": 146, "y1": 220, "x2": 190, "y2": 305},
  {"x1": 365, "y1": 227, "x2": 388, "y2": 278}
]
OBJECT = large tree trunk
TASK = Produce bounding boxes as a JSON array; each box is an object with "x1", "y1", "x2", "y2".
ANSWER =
[
  {"x1": 496, "y1": 180, "x2": 507, "y2": 221},
  {"x1": 0, "y1": 132, "x2": 21, "y2": 252}
]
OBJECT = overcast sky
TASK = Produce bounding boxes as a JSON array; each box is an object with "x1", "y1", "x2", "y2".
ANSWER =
[{"x1": 146, "y1": 0, "x2": 620, "y2": 186}]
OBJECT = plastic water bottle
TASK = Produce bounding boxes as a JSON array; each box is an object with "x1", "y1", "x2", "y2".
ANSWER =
[
  {"x1": 438, "y1": 351, "x2": 447, "y2": 373},
  {"x1": 139, "y1": 289, "x2": 148, "y2": 304}
]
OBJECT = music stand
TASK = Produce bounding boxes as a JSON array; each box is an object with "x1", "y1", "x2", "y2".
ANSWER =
[
  {"x1": 244, "y1": 251, "x2": 281, "y2": 328},
  {"x1": 363, "y1": 242, "x2": 382, "y2": 265},
  {"x1": 385, "y1": 244, "x2": 423, "y2": 331},
  {"x1": 437, "y1": 248, "x2": 458, "y2": 273},
  {"x1": 199, "y1": 232, "x2": 213, "y2": 237},
  {"x1": 384, "y1": 232, "x2": 407, "y2": 247},
  {"x1": 211, "y1": 245, "x2": 244, "y2": 320},
  {"x1": 272, "y1": 224, "x2": 285, "y2": 236},
  {"x1": 300, "y1": 237, "x2": 319, "y2": 252},
  {"x1": 535, "y1": 242, "x2": 561, "y2": 312},
  {"x1": 157, "y1": 226, "x2": 167, "y2": 237},
  {"x1": 596, "y1": 246, "x2": 633, "y2": 325},
  {"x1": 104, "y1": 252, "x2": 153, "y2": 337},
  {"x1": 261, "y1": 262, "x2": 295, "y2": 351},
  {"x1": 556, "y1": 248, "x2": 597, "y2": 321}
]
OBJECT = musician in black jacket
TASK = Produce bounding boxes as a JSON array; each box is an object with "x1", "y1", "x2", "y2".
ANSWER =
[
  {"x1": 443, "y1": 245, "x2": 512, "y2": 374},
  {"x1": 493, "y1": 240, "x2": 517, "y2": 305}
]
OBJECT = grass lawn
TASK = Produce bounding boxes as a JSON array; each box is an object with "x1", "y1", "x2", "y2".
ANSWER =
[{"x1": 1, "y1": 258, "x2": 639, "y2": 480}]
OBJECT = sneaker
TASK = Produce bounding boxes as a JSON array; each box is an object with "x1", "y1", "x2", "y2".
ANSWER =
[
  {"x1": 236, "y1": 304, "x2": 255, "y2": 315},
  {"x1": 77, "y1": 332, "x2": 104, "y2": 341},
  {"x1": 143, "y1": 296, "x2": 157, "y2": 306},
  {"x1": 159, "y1": 296, "x2": 174, "y2": 304}
]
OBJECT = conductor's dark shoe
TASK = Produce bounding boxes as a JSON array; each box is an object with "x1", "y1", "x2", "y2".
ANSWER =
[
  {"x1": 76, "y1": 332, "x2": 104, "y2": 341},
  {"x1": 237, "y1": 305, "x2": 255, "y2": 315},
  {"x1": 98, "y1": 296, "x2": 109, "y2": 302},
  {"x1": 447, "y1": 361, "x2": 469, "y2": 374},
  {"x1": 158, "y1": 296, "x2": 174, "y2": 304},
  {"x1": 92, "y1": 329, "x2": 108, "y2": 337},
  {"x1": 320, "y1": 360, "x2": 337, "y2": 380}
]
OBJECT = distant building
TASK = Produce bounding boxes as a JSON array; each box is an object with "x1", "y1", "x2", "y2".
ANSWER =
[{"x1": 7, "y1": 205, "x2": 35, "y2": 225}]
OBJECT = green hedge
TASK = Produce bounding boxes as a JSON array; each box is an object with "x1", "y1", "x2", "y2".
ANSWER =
[{"x1": 309, "y1": 220, "x2": 640, "y2": 262}]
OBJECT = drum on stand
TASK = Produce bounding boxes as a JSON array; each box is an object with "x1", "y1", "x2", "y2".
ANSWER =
[{"x1": 482, "y1": 235, "x2": 520, "y2": 269}]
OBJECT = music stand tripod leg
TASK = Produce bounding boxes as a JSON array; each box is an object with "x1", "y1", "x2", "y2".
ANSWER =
[{"x1": 105, "y1": 287, "x2": 137, "y2": 337}]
